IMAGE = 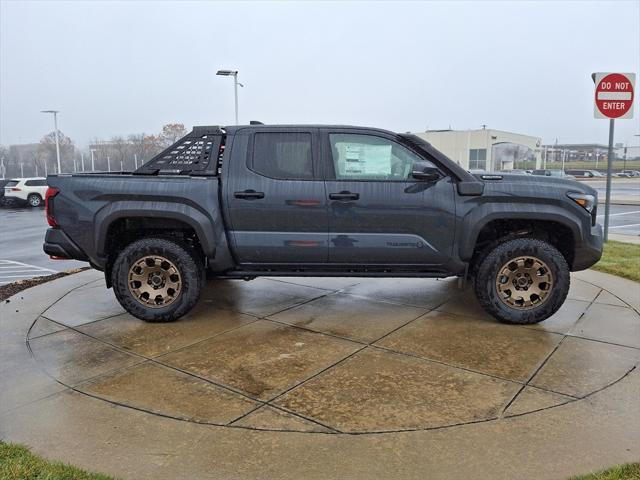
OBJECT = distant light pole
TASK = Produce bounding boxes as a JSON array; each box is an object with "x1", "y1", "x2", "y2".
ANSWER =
[
  {"x1": 81, "y1": 152, "x2": 85, "y2": 172},
  {"x1": 216, "y1": 69, "x2": 243, "y2": 124},
  {"x1": 41, "y1": 110, "x2": 62, "y2": 173},
  {"x1": 90, "y1": 148, "x2": 97, "y2": 171},
  {"x1": 134, "y1": 154, "x2": 138, "y2": 169},
  {"x1": 107, "y1": 155, "x2": 111, "y2": 172}
]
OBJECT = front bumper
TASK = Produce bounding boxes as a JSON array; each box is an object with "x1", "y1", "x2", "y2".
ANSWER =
[
  {"x1": 572, "y1": 223, "x2": 603, "y2": 271},
  {"x1": 43, "y1": 228, "x2": 88, "y2": 261}
]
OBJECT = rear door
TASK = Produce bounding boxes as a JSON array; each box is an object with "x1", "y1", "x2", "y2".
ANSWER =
[
  {"x1": 321, "y1": 129, "x2": 456, "y2": 268},
  {"x1": 225, "y1": 128, "x2": 328, "y2": 264}
]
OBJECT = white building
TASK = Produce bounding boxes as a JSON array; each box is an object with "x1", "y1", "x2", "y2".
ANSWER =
[{"x1": 414, "y1": 128, "x2": 542, "y2": 171}]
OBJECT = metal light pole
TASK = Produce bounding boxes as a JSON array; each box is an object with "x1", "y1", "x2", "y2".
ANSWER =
[
  {"x1": 81, "y1": 152, "x2": 85, "y2": 172},
  {"x1": 216, "y1": 69, "x2": 243, "y2": 124},
  {"x1": 107, "y1": 155, "x2": 111, "y2": 172},
  {"x1": 134, "y1": 154, "x2": 138, "y2": 169},
  {"x1": 90, "y1": 148, "x2": 96, "y2": 171},
  {"x1": 41, "y1": 110, "x2": 62, "y2": 173}
]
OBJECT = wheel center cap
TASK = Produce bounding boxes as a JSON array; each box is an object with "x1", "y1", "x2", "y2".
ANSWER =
[
  {"x1": 151, "y1": 274, "x2": 163, "y2": 286},
  {"x1": 517, "y1": 277, "x2": 529, "y2": 287}
]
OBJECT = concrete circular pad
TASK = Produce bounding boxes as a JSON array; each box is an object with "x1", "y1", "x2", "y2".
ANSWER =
[{"x1": 25, "y1": 275, "x2": 639, "y2": 434}]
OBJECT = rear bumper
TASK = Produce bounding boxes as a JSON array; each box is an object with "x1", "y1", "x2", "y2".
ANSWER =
[
  {"x1": 43, "y1": 228, "x2": 88, "y2": 261},
  {"x1": 572, "y1": 223, "x2": 603, "y2": 271}
]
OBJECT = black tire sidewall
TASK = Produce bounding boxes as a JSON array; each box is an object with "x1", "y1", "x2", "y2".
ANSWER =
[
  {"x1": 474, "y1": 238, "x2": 570, "y2": 324},
  {"x1": 111, "y1": 238, "x2": 203, "y2": 322}
]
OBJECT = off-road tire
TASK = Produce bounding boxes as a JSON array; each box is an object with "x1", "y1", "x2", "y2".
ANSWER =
[
  {"x1": 111, "y1": 237, "x2": 204, "y2": 322},
  {"x1": 27, "y1": 193, "x2": 42, "y2": 207},
  {"x1": 474, "y1": 238, "x2": 570, "y2": 324}
]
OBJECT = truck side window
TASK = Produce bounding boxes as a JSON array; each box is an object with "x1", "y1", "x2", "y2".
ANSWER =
[
  {"x1": 329, "y1": 133, "x2": 429, "y2": 181},
  {"x1": 252, "y1": 132, "x2": 313, "y2": 180}
]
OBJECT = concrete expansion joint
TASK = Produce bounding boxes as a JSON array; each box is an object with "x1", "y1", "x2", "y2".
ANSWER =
[{"x1": 4, "y1": 271, "x2": 639, "y2": 436}]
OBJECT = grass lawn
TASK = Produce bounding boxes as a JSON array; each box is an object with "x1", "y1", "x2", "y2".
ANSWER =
[
  {"x1": 0, "y1": 441, "x2": 115, "y2": 480},
  {"x1": 592, "y1": 240, "x2": 640, "y2": 283},
  {"x1": 1, "y1": 441, "x2": 639, "y2": 479},
  {"x1": 570, "y1": 463, "x2": 640, "y2": 480}
]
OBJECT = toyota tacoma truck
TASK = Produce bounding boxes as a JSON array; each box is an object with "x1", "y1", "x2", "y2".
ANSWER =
[{"x1": 43, "y1": 124, "x2": 603, "y2": 324}]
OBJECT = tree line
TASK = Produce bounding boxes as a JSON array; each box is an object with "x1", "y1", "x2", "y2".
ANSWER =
[{"x1": 0, "y1": 123, "x2": 187, "y2": 178}]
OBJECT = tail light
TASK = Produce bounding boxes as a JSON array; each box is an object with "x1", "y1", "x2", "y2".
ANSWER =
[
  {"x1": 45, "y1": 187, "x2": 60, "y2": 227},
  {"x1": 10, "y1": 187, "x2": 21, "y2": 191}
]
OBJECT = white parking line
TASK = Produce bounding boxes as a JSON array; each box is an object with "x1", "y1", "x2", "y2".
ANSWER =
[
  {"x1": 0, "y1": 260, "x2": 57, "y2": 284},
  {"x1": 597, "y1": 210, "x2": 640, "y2": 218},
  {"x1": 0, "y1": 260, "x2": 56, "y2": 272},
  {"x1": 609, "y1": 223, "x2": 640, "y2": 229}
]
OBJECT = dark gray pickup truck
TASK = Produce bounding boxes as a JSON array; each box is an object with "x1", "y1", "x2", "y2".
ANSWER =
[{"x1": 43, "y1": 124, "x2": 603, "y2": 324}]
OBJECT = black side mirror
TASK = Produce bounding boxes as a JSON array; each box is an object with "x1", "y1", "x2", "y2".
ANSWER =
[{"x1": 412, "y1": 163, "x2": 442, "y2": 181}]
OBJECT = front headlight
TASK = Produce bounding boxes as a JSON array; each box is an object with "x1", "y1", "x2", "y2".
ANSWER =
[{"x1": 567, "y1": 192, "x2": 596, "y2": 213}]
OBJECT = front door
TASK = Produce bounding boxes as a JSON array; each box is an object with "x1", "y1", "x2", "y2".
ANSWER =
[
  {"x1": 322, "y1": 130, "x2": 456, "y2": 268},
  {"x1": 226, "y1": 128, "x2": 328, "y2": 264}
]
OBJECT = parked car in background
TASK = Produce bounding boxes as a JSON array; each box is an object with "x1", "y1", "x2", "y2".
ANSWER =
[
  {"x1": 531, "y1": 169, "x2": 576, "y2": 179},
  {"x1": 617, "y1": 170, "x2": 640, "y2": 177},
  {"x1": 565, "y1": 169, "x2": 604, "y2": 178},
  {"x1": 501, "y1": 169, "x2": 531, "y2": 175},
  {"x1": 0, "y1": 179, "x2": 15, "y2": 206},
  {"x1": 3, "y1": 177, "x2": 48, "y2": 207}
]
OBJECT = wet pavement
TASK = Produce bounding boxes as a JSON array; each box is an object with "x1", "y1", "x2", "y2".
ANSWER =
[{"x1": 1, "y1": 269, "x2": 639, "y2": 479}]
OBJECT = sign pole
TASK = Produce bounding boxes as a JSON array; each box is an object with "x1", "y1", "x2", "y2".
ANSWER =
[{"x1": 603, "y1": 118, "x2": 614, "y2": 242}]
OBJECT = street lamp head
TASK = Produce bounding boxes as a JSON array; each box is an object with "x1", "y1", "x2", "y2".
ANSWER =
[
  {"x1": 41, "y1": 110, "x2": 59, "y2": 114},
  {"x1": 216, "y1": 69, "x2": 238, "y2": 76}
]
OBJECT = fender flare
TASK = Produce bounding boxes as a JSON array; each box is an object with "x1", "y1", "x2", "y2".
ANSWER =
[
  {"x1": 458, "y1": 204, "x2": 585, "y2": 261},
  {"x1": 94, "y1": 200, "x2": 217, "y2": 259}
]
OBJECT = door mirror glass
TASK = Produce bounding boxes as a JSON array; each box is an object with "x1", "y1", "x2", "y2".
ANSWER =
[{"x1": 411, "y1": 163, "x2": 442, "y2": 181}]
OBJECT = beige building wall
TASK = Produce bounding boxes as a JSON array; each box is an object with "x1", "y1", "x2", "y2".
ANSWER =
[{"x1": 414, "y1": 129, "x2": 542, "y2": 170}]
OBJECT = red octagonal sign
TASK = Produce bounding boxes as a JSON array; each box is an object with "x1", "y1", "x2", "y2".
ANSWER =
[{"x1": 594, "y1": 72, "x2": 635, "y2": 119}]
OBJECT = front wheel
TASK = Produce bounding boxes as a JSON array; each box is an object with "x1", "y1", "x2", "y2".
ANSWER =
[
  {"x1": 111, "y1": 238, "x2": 204, "y2": 322},
  {"x1": 474, "y1": 238, "x2": 570, "y2": 324}
]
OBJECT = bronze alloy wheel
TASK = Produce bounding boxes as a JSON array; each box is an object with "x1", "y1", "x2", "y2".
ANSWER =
[
  {"x1": 128, "y1": 255, "x2": 182, "y2": 308},
  {"x1": 495, "y1": 256, "x2": 554, "y2": 310}
]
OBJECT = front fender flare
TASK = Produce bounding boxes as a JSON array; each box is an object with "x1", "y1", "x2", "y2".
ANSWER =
[{"x1": 458, "y1": 204, "x2": 585, "y2": 262}]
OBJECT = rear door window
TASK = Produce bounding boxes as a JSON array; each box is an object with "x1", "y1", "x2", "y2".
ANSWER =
[
  {"x1": 251, "y1": 132, "x2": 314, "y2": 180},
  {"x1": 25, "y1": 179, "x2": 46, "y2": 186}
]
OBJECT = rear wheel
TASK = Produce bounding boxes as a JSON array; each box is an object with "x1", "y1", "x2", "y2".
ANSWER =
[
  {"x1": 27, "y1": 193, "x2": 42, "y2": 207},
  {"x1": 474, "y1": 238, "x2": 570, "y2": 324},
  {"x1": 111, "y1": 237, "x2": 204, "y2": 322}
]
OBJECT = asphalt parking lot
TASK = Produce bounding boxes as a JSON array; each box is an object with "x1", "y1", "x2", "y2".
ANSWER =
[{"x1": 0, "y1": 206, "x2": 85, "y2": 285}]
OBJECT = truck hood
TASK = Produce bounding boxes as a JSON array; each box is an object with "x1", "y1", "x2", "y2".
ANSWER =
[{"x1": 472, "y1": 173, "x2": 598, "y2": 198}]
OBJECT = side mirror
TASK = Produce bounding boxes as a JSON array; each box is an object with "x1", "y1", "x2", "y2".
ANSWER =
[{"x1": 412, "y1": 163, "x2": 442, "y2": 182}]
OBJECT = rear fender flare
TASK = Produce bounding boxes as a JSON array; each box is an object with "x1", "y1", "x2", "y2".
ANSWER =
[{"x1": 94, "y1": 201, "x2": 216, "y2": 259}]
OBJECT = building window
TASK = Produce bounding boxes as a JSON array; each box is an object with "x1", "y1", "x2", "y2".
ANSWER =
[{"x1": 469, "y1": 148, "x2": 487, "y2": 170}]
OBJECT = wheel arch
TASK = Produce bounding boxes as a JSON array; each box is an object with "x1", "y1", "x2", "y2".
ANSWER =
[{"x1": 460, "y1": 206, "x2": 584, "y2": 269}]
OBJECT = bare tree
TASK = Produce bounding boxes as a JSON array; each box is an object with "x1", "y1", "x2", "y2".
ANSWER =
[
  {"x1": 39, "y1": 130, "x2": 75, "y2": 172},
  {"x1": 159, "y1": 123, "x2": 187, "y2": 147}
]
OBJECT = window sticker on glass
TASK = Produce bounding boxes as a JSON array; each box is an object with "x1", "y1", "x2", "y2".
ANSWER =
[{"x1": 337, "y1": 143, "x2": 393, "y2": 177}]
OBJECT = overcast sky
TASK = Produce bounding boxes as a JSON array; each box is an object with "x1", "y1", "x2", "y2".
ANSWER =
[{"x1": 1, "y1": 0, "x2": 639, "y2": 148}]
